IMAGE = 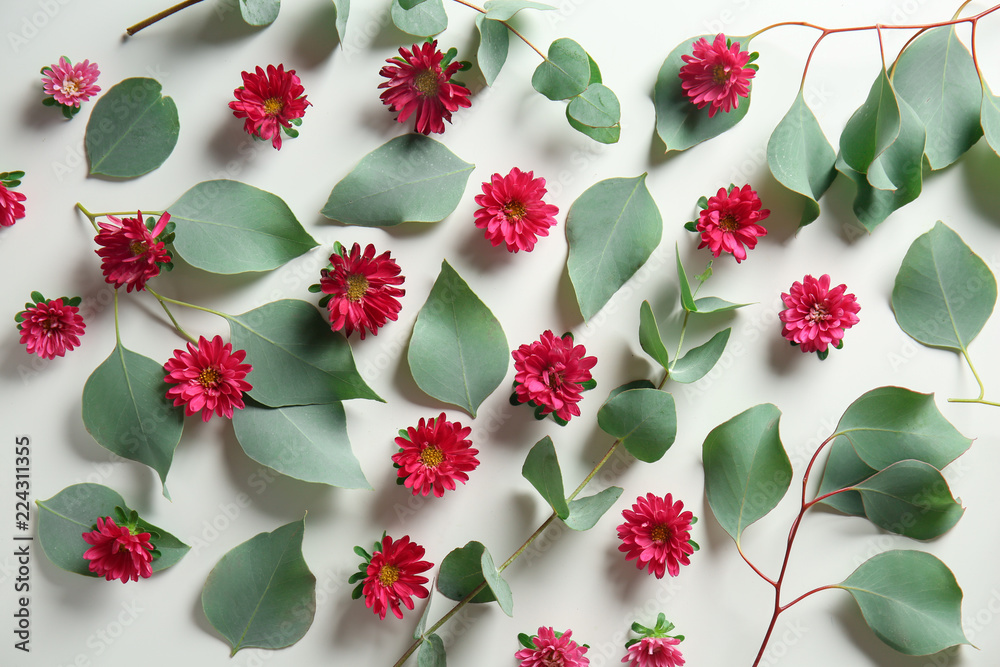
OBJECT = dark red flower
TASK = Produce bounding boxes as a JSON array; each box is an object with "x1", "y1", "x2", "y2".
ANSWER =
[
  {"x1": 361, "y1": 535, "x2": 432, "y2": 620},
  {"x1": 16, "y1": 295, "x2": 85, "y2": 360},
  {"x1": 678, "y1": 33, "x2": 756, "y2": 118},
  {"x1": 694, "y1": 184, "x2": 769, "y2": 263},
  {"x1": 779, "y1": 274, "x2": 861, "y2": 354},
  {"x1": 229, "y1": 64, "x2": 310, "y2": 149},
  {"x1": 82, "y1": 516, "x2": 154, "y2": 583},
  {"x1": 474, "y1": 167, "x2": 559, "y2": 252},
  {"x1": 319, "y1": 243, "x2": 405, "y2": 339},
  {"x1": 617, "y1": 493, "x2": 696, "y2": 579},
  {"x1": 392, "y1": 413, "x2": 479, "y2": 497},
  {"x1": 94, "y1": 211, "x2": 172, "y2": 292},
  {"x1": 512, "y1": 330, "x2": 597, "y2": 423},
  {"x1": 163, "y1": 335, "x2": 253, "y2": 422},
  {"x1": 378, "y1": 40, "x2": 471, "y2": 135}
]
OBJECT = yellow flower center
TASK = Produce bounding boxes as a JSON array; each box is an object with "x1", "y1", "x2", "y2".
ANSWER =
[
  {"x1": 63, "y1": 78, "x2": 81, "y2": 95},
  {"x1": 650, "y1": 524, "x2": 671, "y2": 544},
  {"x1": 718, "y1": 213, "x2": 740, "y2": 232},
  {"x1": 413, "y1": 69, "x2": 440, "y2": 97},
  {"x1": 712, "y1": 64, "x2": 729, "y2": 85},
  {"x1": 503, "y1": 200, "x2": 527, "y2": 222},
  {"x1": 378, "y1": 564, "x2": 400, "y2": 587},
  {"x1": 263, "y1": 97, "x2": 284, "y2": 116},
  {"x1": 129, "y1": 240, "x2": 148, "y2": 256},
  {"x1": 346, "y1": 274, "x2": 369, "y2": 302},
  {"x1": 198, "y1": 367, "x2": 221, "y2": 388},
  {"x1": 419, "y1": 446, "x2": 445, "y2": 468}
]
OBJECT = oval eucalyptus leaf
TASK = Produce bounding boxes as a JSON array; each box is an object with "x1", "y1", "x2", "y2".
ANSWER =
[
  {"x1": 437, "y1": 541, "x2": 497, "y2": 604},
  {"x1": 483, "y1": 0, "x2": 554, "y2": 20},
  {"x1": 170, "y1": 180, "x2": 318, "y2": 274},
  {"x1": 669, "y1": 328, "x2": 731, "y2": 384},
  {"x1": 852, "y1": 460, "x2": 964, "y2": 540},
  {"x1": 638, "y1": 300, "x2": 670, "y2": 369},
  {"x1": 227, "y1": 299, "x2": 382, "y2": 406},
  {"x1": 892, "y1": 221, "x2": 997, "y2": 352},
  {"x1": 702, "y1": 404, "x2": 791, "y2": 544},
  {"x1": 86, "y1": 78, "x2": 179, "y2": 178},
  {"x1": 597, "y1": 388, "x2": 676, "y2": 463},
  {"x1": 37, "y1": 483, "x2": 189, "y2": 577},
  {"x1": 817, "y1": 437, "x2": 876, "y2": 517},
  {"x1": 239, "y1": 0, "x2": 280, "y2": 25},
  {"x1": 566, "y1": 175, "x2": 662, "y2": 320},
  {"x1": 407, "y1": 261, "x2": 509, "y2": 417},
  {"x1": 321, "y1": 134, "x2": 474, "y2": 226},
  {"x1": 232, "y1": 400, "x2": 370, "y2": 489},
  {"x1": 567, "y1": 84, "x2": 621, "y2": 144},
  {"x1": 480, "y1": 546, "x2": 513, "y2": 616},
  {"x1": 840, "y1": 68, "x2": 900, "y2": 176},
  {"x1": 82, "y1": 343, "x2": 184, "y2": 498},
  {"x1": 675, "y1": 245, "x2": 697, "y2": 312},
  {"x1": 766, "y1": 91, "x2": 836, "y2": 226},
  {"x1": 521, "y1": 436, "x2": 569, "y2": 519},
  {"x1": 606, "y1": 380, "x2": 656, "y2": 403},
  {"x1": 984, "y1": 83, "x2": 1000, "y2": 157},
  {"x1": 419, "y1": 633, "x2": 447, "y2": 667},
  {"x1": 202, "y1": 518, "x2": 315, "y2": 654},
  {"x1": 893, "y1": 27, "x2": 983, "y2": 170},
  {"x1": 532, "y1": 38, "x2": 590, "y2": 101},
  {"x1": 653, "y1": 35, "x2": 751, "y2": 152},
  {"x1": 332, "y1": 0, "x2": 349, "y2": 43},
  {"x1": 832, "y1": 386, "x2": 972, "y2": 471},
  {"x1": 838, "y1": 550, "x2": 970, "y2": 655},
  {"x1": 476, "y1": 15, "x2": 509, "y2": 86},
  {"x1": 390, "y1": 0, "x2": 446, "y2": 36},
  {"x1": 567, "y1": 114, "x2": 620, "y2": 144},
  {"x1": 398, "y1": 0, "x2": 429, "y2": 8},
  {"x1": 692, "y1": 296, "x2": 751, "y2": 314},
  {"x1": 564, "y1": 486, "x2": 623, "y2": 531}
]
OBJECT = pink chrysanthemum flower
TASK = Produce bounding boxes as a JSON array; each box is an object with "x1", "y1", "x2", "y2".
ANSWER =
[
  {"x1": 229, "y1": 64, "x2": 310, "y2": 150},
  {"x1": 474, "y1": 168, "x2": 559, "y2": 253},
  {"x1": 319, "y1": 243, "x2": 405, "y2": 340},
  {"x1": 378, "y1": 40, "x2": 472, "y2": 135},
  {"x1": 516, "y1": 627, "x2": 590, "y2": 667},
  {"x1": 16, "y1": 295, "x2": 86, "y2": 360},
  {"x1": 94, "y1": 211, "x2": 173, "y2": 292},
  {"x1": 42, "y1": 57, "x2": 101, "y2": 108},
  {"x1": 779, "y1": 274, "x2": 861, "y2": 355},
  {"x1": 694, "y1": 184, "x2": 769, "y2": 263},
  {"x1": 512, "y1": 331, "x2": 597, "y2": 423},
  {"x1": 163, "y1": 335, "x2": 253, "y2": 422},
  {"x1": 82, "y1": 516, "x2": 154, "y2": 583},
  {"x1": 361, "y1": 535, "x2": 432, "y2": 620},
  {"x1": 392, "y1": 413, "x2": 479, "y2": 497},
  {"x1": 0, "y1": 175, "x2": 27, "y2": 228},
  {"x1": 678, "y1": 34, "x2": 756, "y2": 118},
  {"x1": 623, "y1": 637, "x2": 686, "y2": 667},
  {"x1": 617, "y1": 493, "x2": 696, "y2": 579}
]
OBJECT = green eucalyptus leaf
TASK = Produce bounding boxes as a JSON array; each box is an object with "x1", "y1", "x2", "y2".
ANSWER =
[
  {"x1": 239, "y1": 0, "x2": 280, "y2": 26},
  {"x1": 437, "y1": 541, "x2": 497, "y2": 604},
  {"x1": 606, "y1": 380, "x2": 656, "y2": 402},
  {"x1": 413, "y1": 592, "x2": 433, "y2": 639},
  {"x1": 597, "y1": 388, "x2": 676, "y2": 463},
  {"x1": 837, "y1": 550, "x2": 970, "y2": 655},
  {"x1": 653, "y1": 34, "x2": 752, "y2": 152},
  {"x1": 766, "y1": 90, "x2": 836, "y2": 226},
  {"x1": 840, "y1": 68, "x2": 900, "y2": 176},
  {"x1": 86, "y1": 78, "x2": 179, "y2": 178},
  {"x1": 202, "y1": 518, "x2": 316, "y2": 654},
  {"x1": 476, "y1": 15, "x2": 509, "y2": 86},
  {"x1": 852, "y1": 460, "x2": 964, "y2": 540},
  {"x1": 892, "y1": 221, "x2": 997, "y2": 352},
  {"x1": 227, "y1": 299, "x2": 382, "y2": 406},
  {"x1": 232, "y1": 400, "x2": 370, "y2": 489},
  {"x1": 893, "y1": 26, "x2": 983, "y2": 170},
  {"x1": 566, "y1": 175, "x2": 662, "y2": 320},
  {"x1": 480, "y1": 546, "x2": 513, "y2": 616},
  {"x1": 983, "y1": 82, "x2": 1000, "y2": 157},
  {"x1": 675, "y1": 246, "x2": 697, "y2": 312},
  {"x1": 332, "y1": 0, "x2": 349, "y2": 43},
  {"x1": 169, "y1": 180, "x2": 318, "y2": 274},
  {"x1": 638, "y1": 300, "x2": 670, "y2": 369},
  {"x1": 82, "y1": 343, "x2": 184, "y2": 498},
  {"x1": 418, "y1": 634, "x2": 447, "y2": 667},
  {"x1": 521, "y1": 436, "x2": 569, "y2": 519},
  {"x1": 566, "y1": 83, "x2": 621, "y2": 144},
  {"x1": 407, "y1": 261, "x2": 509, "y2": 417},
  {"x1": 532, "y1": 38, "x2": 590, "y2": 101},
  {"x1": 390, "y1": 0, "x2": 446, "y2": 36},
  {"x1": 817, "y1": 437, "x2": 875, "y2": 516},
  {"x1": 564, "y1": 486, "x2": 623, "y2": 531},
  {"x1": 37, "y1": 483, "x2": 189, "y2": 577},
  {"x1": 398, "y1": 0, "x2": 429, "y2": 8},
  {"x1": 321, "y1": 134, "x2": 474, "y2": 226},
  {"x1": 669, "y1": 328, "x2": 731, "y2": 384},
  {"x1": 483, "y1": 0, "x2": 554, "y2": 20},
  {"x1": 692, "y1": 296, "x2": 751, "y2": 314},
  {"x1": 702, "y1": 404, "x2": 791, "y2": 544}
]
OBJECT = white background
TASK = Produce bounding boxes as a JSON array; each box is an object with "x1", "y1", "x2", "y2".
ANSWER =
[{"x1": 2, "y1": 0, "x2": 999, "y2": 666}]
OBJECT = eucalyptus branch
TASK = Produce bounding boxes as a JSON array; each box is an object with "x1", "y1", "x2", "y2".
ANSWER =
[
  {"x1": 451, "y1": 0, "x2": 547, "y2": 59},
  {"x1": 126, "y1": 0, "x2": 205, "y2": 36}
]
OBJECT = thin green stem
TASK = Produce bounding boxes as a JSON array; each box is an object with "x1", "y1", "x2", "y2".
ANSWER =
[
  {"x1": 75, "y1": 203, "x2": 100, "y2": 232},
  {"x1": 499, "y1": 514, "x2": 557, "y2": 572},
  {"x1": 126, "y1": 0, "x2": 204, "y2": 36},
  {"x1": 667, "y1": 311, "x2": 691, "y2": 375},
  {"x1": 145, "y1": 287, "x2": 229, "y2": 320},
  {"x1": 113, "y1": 289, "x2": 121, "y2": 346},
  {"x1": 947, "y1": 346, "x2": 1000, "y2": 406},
  {"x1": 150, "y1": 292, "x2": 198, "y2": 344},
  {"x1": 953, "y1": 0, "x2": 977, "y2": 20},
  {"x1": 92, "y1": 210, "x2": 162, "y2": 217},
  {"x1": 450, "y1": 0, "x2": 546, "y2": 59}
]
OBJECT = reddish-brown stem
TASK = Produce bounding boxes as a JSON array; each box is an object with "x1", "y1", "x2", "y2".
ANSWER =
[
  {"x1": 780, "y1": 584, "x2": 836, "y2": 612},
  {"x1": 876, "y1": 25, "x2": 887, "y2": 71},
  {"x1": 738, "y1": 544, "x2": 777, "y2": 587},
  {"x1": 451, "y1": 0, "x2": 546, "y2": 59},
  {"x1": 126, "y1": 0, "x2": 204, "y2": 36}
]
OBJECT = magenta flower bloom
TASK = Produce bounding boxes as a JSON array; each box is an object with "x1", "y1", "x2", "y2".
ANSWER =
[
  {"x1": 42, "y1": 57, "x2": 101, "y2": 108},
  {"x1": 617, "y1": 493, "x2": 696, "y2": 579},
  {"x1": 229, "y1": 64, "x2": 310, "y2": 149},
  {"x1": 16, "y1": 294, "x2": 85, "y2": 360},
  {"x1": 623, "y1": 637, "x2": 686, "y2": 667},
  {"x1": 318, "y1": 243, "x2": 405, "y2": 340},
  {"x1": 780, "y1": 274, "x2": 861, "y2": 355},
  {"x1": 392, "y1": 413, "x2": 479, "y2": 497},
  {"x1": 82, "y1": 516, "x2": 154, "y2": 583},
  {"x1": 678, "y1": 34, "x2": 756, "y2": 118},
  {"x1": 516, "y1": 627, "x2": 590, "y2": 667},
  {"x1": 94, "y1": 211, "x2": 173, "y2": 292},
  {"x1": 512, "y1": 330, "x2": 597, "y2": 424},
  {"x1": 694, "y1": 184, "x2": 769, "y2": 262},
  {"x1": 163, "y1": 335, "x2": 253, "y2": 422},
  {"x1": 0, "y1": 173, "x2": 27, "y2": 228},
  {"x1": 378, "y1": 40, "x2": 472, "y2": 135},
  {"x1": 474, "y1": 167, "x2": 559, "y2": 253},
  {"x1": 360, "y1": 535, "x2": 432, "y2": 620}
]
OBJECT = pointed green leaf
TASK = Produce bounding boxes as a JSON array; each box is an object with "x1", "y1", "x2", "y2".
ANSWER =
[
  {"x1": 437, "y1": 541, "x2": 496, "y2": 604},
  {"x1": 852, "y1": 460, "x2": 964, "y2": 540},
  {"x1": 483, "y1": 0, "x2": 553, "y2": 20},
  {"x1": 321, "y1": 134, "x2": 474, "y2": 226},
  {"x1": 892, "y1": 221, "x2": 997, "y2": 352},
  {"x1": 817, "y1": 437, "x2": 875, "y2": 516},
  {"x1": 893, "y1": 26, "x2": 983, "y2": 170},
  {"x1": 983, "y1": 82, "x2": 1000, "y2": 157},
  {"x1": 653, "y1": 34, "x2": 751, "y2": 152},
  {"x1": 480, "y1": 547, "x2": 513, "y2": 616},
  {"x1": 669, "y1": 328, "x2": 731, "y2": 384},
  {"x1": 597, "y1": 388, "x2": 676, "y2": 463},
  {"x1": 840, "y1": 68, "x2": 900, "y2": 176},
  {"x1": 232, "y1": 400, "x2": 370, "y2": 489},
  {"x1": 169, "y1": 180, "x2": 318, "y2": 274},
  {"x1": 398, "y1": 0, "x2": 429, "y2": 7},
  {"x1": 606, "y1": 380, "x2": 655, "y2": 401},
  {"x1": 202, "y1": 518, "x2": 316, "y2": 654},
  {"x1": 566, "y1": 83, "x2": 621, "y2": 144},
  {"x1": 564, "y1": 486, "x2": 623, "y2": 531},
  {"x1": 86, "y1": 78, "x2": 179, "y2": 178},
  {"x1": 532, "y1": 38, "x2": 590, "y2": 101},
  {"x1": 476, "y1": 15, "x2": 509, "y2": 86},
  {"x1": 638, "y1": 300, "x2": 670, "y2": 369},
  {"x1": 390, "y1": 0, "x2": 446, "y2": 36},
  {"x1": 418, "y1": 634, "x2": 447, "y2": 667},
  {"x1": 675, "y1": 246, "x2": 697, "y2": 312},
  {"x1": 82, "y1": 343, "x2": 184, "y2": 497},
  {"x1": 413, "y1": 590, "x2": 433, "y2": 639},
  {"x1": 332, "y1": 0, "x2": 349, "y2": 43},
  {"x1": 766, "y1": 91, "x2": 836, "y2": 226},
  {"x1": 227, "y1": 299, "x2": 382, "y2": 406},
  {"x1": 521, "y1": 436, "x2": 569, "y2": 519},
  {"x1": 239, "y1": 0, "x2": 280, "y2": 25},
  {"x1": 567, "y1": 175, "x2": 662, "y2": 320},
  {"x1": 703, "y1": 404, "x2": 791, "y2": 544},
  {"x1": 37, "y1": 483, "x2": 189, "y2": 577},
  {"x1": 692, "y1": 296, "x2": 751, "y2": 314},
  {"x1": 407, "y1": 261, "x2": 508, "y2": 417},
  {"x1": 837, "y1": 550, "x2": 970, "y2": 655}
]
